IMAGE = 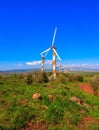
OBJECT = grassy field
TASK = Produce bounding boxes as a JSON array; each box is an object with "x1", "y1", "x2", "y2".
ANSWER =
[{"x1": 0, "y1": 72, "x2": 99, "y2": 130}]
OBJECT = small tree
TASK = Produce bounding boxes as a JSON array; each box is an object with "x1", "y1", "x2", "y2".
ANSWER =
[
  {"x1": 33, "y1": 71, "x2": 49, "y2": 84},
  {"x1": 56, "y1": 74, "x2": 66, "y2": 84},
  {"x1": 76, "y1": 75, "x2": 84, "y2": 82},
  {"x1": 67, "y1": 74, "x2": 84, "y2": 82},
  {"x1": 90, "y1": 75, "x2": 99, "y2": 95},
  {"x1": 24, "y1": 74, "x2": 33, "y2": 85}
]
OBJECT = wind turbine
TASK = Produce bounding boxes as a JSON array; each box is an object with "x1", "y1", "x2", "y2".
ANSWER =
[{"x1": 40, "y1": 27, "x2": 61, "y2": 79}]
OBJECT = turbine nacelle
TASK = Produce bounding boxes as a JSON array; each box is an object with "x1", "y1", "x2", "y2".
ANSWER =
[{"x1": 40, "y1": 46, "x2": 61, "y2": 61}]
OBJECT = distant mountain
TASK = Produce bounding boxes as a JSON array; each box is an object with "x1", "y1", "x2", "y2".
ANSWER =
[
  {"x1": 0, "y1": 68, "x2": 41, "y2": 74},
  {"x1": 0, "y1": 66, "x2": 99, "y2": 74}
]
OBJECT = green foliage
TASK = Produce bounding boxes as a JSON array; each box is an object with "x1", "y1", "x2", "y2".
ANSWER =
[
  {"x1": 0, "y1": 81, "x2": 3, "y2": 84},
  {"x1": 90, "y1": 75, "x2": 99, "y2": 95},
  {"x1": 56, "y1": 74, "x2": 66, "y2": 84},
  {"x1": 24, "y1": 74, "x2": 33, "y2": 84},
  {"x1": 0, "y1": 72, "x2": 99, "y2": 129},
  {"x1": 24, "y1": 71, "x2": 49, "y2": 85},
  {"x1": 45, "y1": 98, "x2": 64, "y2": 124},
  {"x1": 67, "y1": 73, "x2": 84, "y2": 82},
  {"x1": 76, "y1": 75, "x2": 84, "y2": 82},
  {"x1": 86, "y1": 123, "x2": 99, "y2": 130},
  {"x1": 33, "y1": 71, "x2": 49, "y2": 84}
]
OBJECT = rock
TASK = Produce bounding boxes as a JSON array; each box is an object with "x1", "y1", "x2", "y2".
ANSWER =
[
  {"x1": 70, "y1": 96, "x2": 86, "y2": 106},
  {"x1": 70, "y1": 96, "x2": 90, "y2": 109},
  {"x1": 48, "y1": 94, "x2": 54, "y2": 100},
  {"x1": 32, "y1": 93, "x2": 41, "y2": 100},
  {"x1": 70, "y1": 96, "x2": 81, "y2": 104}
]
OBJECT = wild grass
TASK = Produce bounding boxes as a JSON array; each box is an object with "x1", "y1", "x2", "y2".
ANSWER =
[{"x1": 0, "y1": 72, "x2": 99, "y2": 129}]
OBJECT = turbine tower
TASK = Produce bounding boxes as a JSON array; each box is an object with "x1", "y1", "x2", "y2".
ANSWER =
[
  {"x1": 40, "y1": 27, "x2": 61, "y2": 78},
  {"x1": 40, "y1": 48, "x2": 51, "y2": 72}
]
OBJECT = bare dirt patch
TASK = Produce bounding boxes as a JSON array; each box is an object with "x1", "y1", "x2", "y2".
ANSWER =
[
  {"x1": 79, "y1": 83, "x2": 94, "y2": 94},
  {"x1": 19, "y1": 99, "x2": 28, "y2": 104},
  {"x1": 78, "y1": 116, "x2": 99, "y2": 130},
  {"x1": 24, "y1": 121, "x2": 47, "y2": 130}
]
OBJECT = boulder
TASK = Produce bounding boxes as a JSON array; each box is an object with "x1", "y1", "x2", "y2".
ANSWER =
[
  {"x1": 70, "y1": 96, "x2": 80, "y2": 104},
  {"x1": 48, "y1": 94, "x2": 55, "y2": 101},
  {"x1": 32, "y1": 93, "x2": 41, "y2": 100}
]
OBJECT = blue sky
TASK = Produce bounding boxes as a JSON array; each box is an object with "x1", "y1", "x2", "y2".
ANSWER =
[{"x1": 0, "y1": 0, "x2": 99, "y2": 70}]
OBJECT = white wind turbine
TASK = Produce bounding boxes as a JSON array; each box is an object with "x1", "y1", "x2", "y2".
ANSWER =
[{"x1": 40, "y1": 27, "x2": 61, "y2": 79}]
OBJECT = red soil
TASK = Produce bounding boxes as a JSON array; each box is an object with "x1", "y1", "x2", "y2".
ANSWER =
[
  {"x1": 19, "y1": 99, "x2": 28, "y2": 104},
  {"x1": 78, "y1": 116, "x2": 99, "y2": 130},
  {"x1": 25, "y1": 121, "x2": 47, "y2": 130},
  {"x1": 79, "y1": 83, "x2": 94, "y2": 94}
]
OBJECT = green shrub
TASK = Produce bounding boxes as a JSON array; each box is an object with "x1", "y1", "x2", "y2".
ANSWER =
[
  {"x1": 24, "y1": 74, "x2": 33, "y2": 85},
  {"x1": 0, "y1": 81, "x2": 3, "y2": 84},
  {"x1": 65, "y1": 73, "x2": 75, "y2": 82},
  {"x1": 56, "y1": 74, "x2": 66, "y2": 84},
  {"x1": 33, "y1": 72, "x2": 49, "y2": 84},
  {"x1": 76, "y1": 75, "x2": 84, "y2": 82},
  {"x1": 17, "y1": 74, "x2": 24, "y2": 79},
  {"x1": 24, "y1": 71, "x2": 49, "y2": 85},
  {"x1": 67, "y1": 74, "x2": 84, "y2": 82},
  {"x1": 41, "y1": 72, "x2": 49, "y2": 83},
  {"x1": 90, "y1": 75, "x2": 99, "y2": 95}
]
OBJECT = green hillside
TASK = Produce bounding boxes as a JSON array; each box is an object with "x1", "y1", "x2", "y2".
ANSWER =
[{"x1": 0, "y1": 72, "x2": 99, "y2": 130}]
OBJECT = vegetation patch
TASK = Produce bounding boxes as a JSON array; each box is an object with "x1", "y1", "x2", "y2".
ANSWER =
[{"x1": 0, "y1": 72, "x2": 99, "y2": 129}]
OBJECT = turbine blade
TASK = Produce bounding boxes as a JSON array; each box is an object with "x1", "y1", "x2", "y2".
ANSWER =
[
  {"x1": 40, "y1": 53, "x2": 43, "y2": 57},
  {"x1": 44, "y1": 49, "x2": 50, "y2": 57},
  {"x1": 52, "y1": 27, "x2": 57, "y2": 46},
  {"x1": 41, "y1": 48, "x2": 51, "y2": 55},
  {"x1": 53, "y1": 48, "x2": 61, "y2": 61}
]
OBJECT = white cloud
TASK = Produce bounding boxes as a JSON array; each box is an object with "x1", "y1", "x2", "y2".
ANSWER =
[
  {"x1": 26, "y1": 60, "x2": 52, "y2": 66},
  {"x1": 26, "y1": 60, "x2": 53, "y2": 66},
  {"x1": 45, "y1": 60, "x2": 52, "y2": 65},
  {"x1": 25, "y1": 59, "x2": 99, "y2": 71},
  {"x1": 26, "y1": 60, "x2": 41, "y2": 66}
]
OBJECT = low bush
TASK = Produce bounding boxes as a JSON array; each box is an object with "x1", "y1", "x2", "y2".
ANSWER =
[
  {"x1": 24, "y1": 71, "x2": 49, "y2": 85},
  {"x1": 56, "y1": 74, "x2": 66, "y2": 84},
  {"x1": 67, "y1": 74, "x2": 84, "y2": 82},
  {"x1": 75, "y1": 75, "x2": 84, "y2": 82},
  {"x1": 24, "y1": 74, "x2": 33, "y2": 85},
  {"x1": 90, "y1": 75, "x2": 99, "y2": 95},
  {"x1": 33, "y1": 72, "x2": 49, "y2": 84}
]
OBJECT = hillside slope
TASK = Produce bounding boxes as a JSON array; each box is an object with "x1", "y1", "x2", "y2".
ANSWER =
[{"x1": 0, "y1": 72, "x2": 99, "y2": 129}]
